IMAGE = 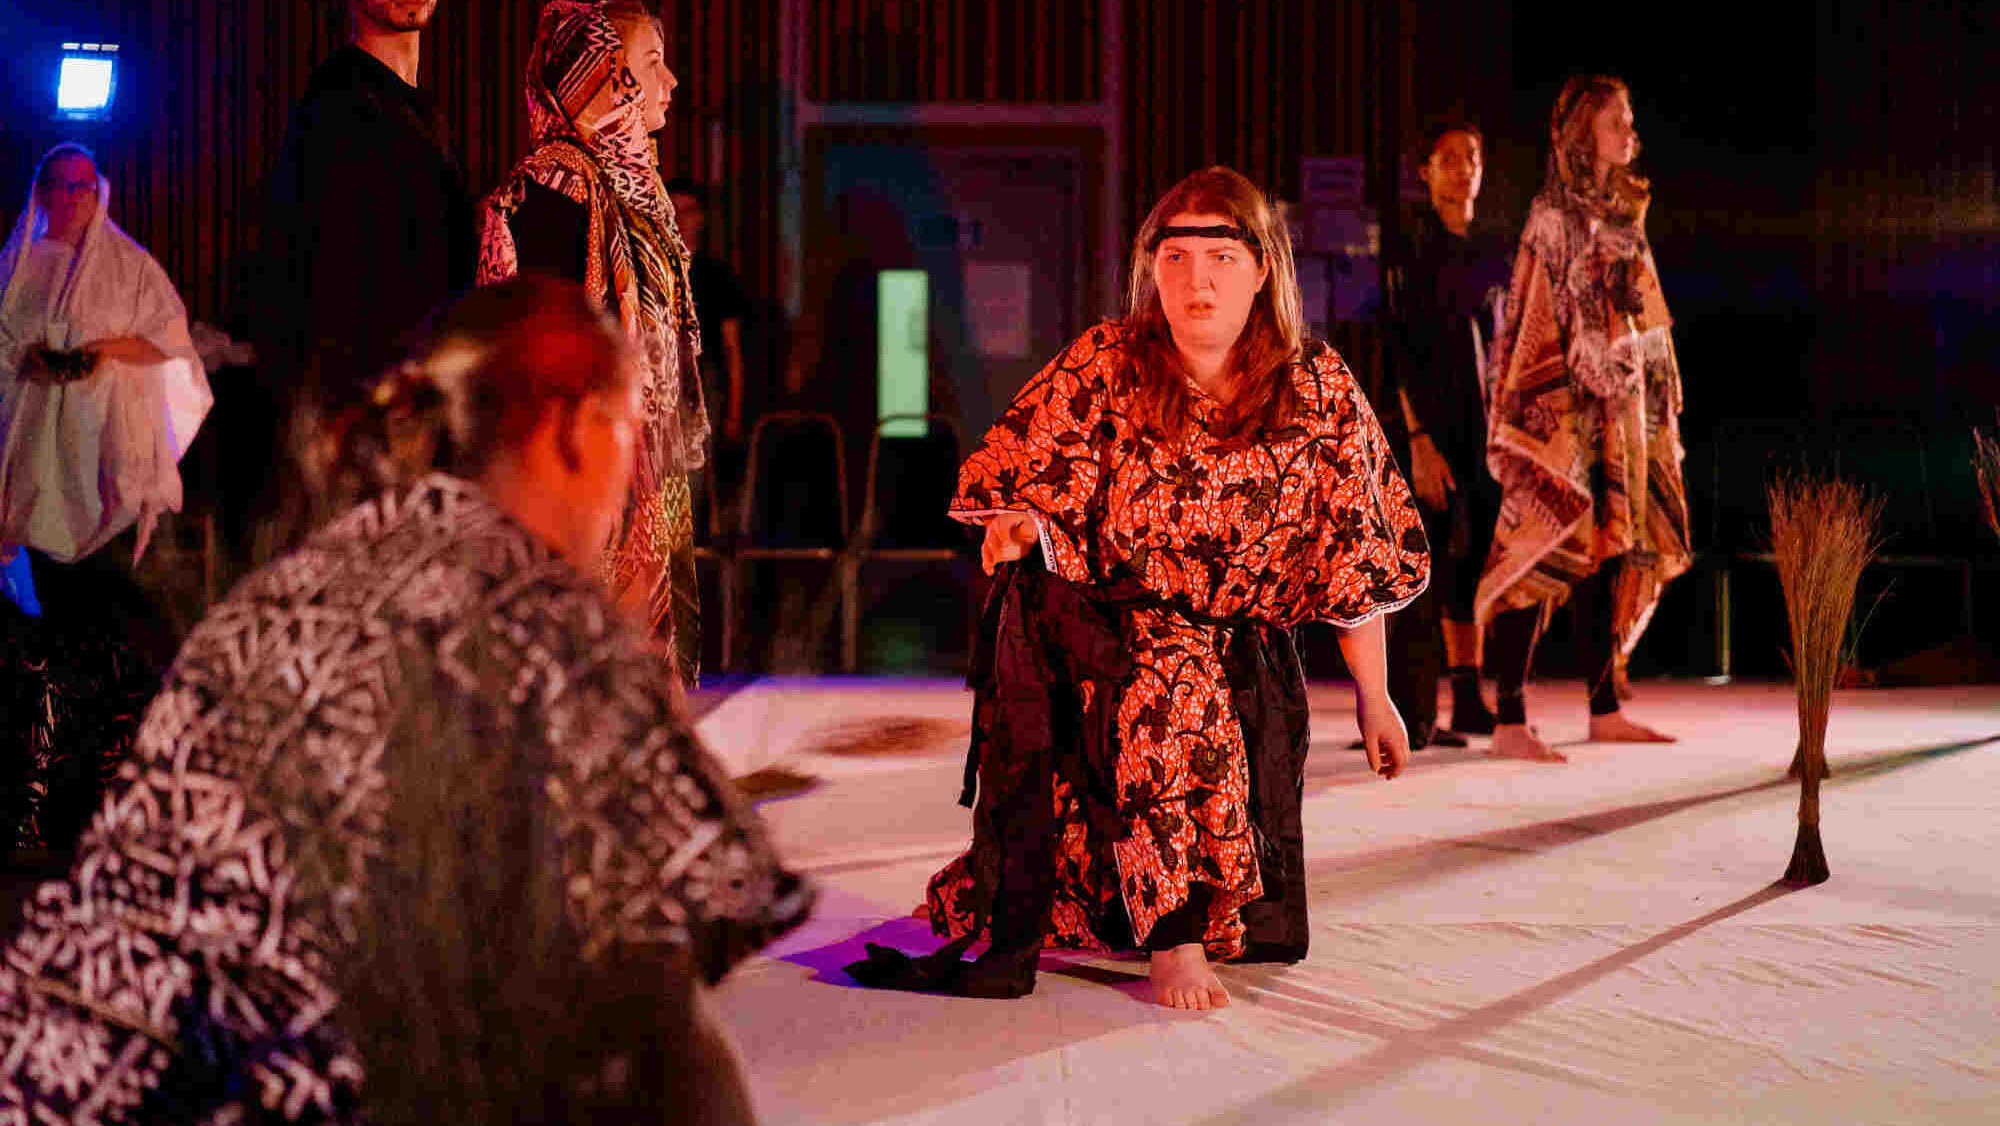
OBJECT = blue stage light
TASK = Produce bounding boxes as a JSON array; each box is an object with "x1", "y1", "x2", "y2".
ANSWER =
[{"x1": 56, "y1": 45, "x2": 119, "y2": 120}]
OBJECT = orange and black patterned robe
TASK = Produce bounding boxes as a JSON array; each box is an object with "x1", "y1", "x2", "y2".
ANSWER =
[{"x1": 928, "y1": 322, "x2": 1428, "y2": 960}]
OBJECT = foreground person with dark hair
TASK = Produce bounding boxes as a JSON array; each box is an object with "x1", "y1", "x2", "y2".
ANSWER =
[
  {"x1": 0, "y1": 276, "x2": 810, "y2": 1123},
  {"x1": 848, "y1": 168, "x2": 1428, "y2": 1011}
]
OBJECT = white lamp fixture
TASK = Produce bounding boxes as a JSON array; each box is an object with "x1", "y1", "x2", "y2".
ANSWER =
[{"x1": 56, "y1": 43, "x2": 119, "y2": 120}]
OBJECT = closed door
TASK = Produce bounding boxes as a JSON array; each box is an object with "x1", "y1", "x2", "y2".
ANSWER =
[{"x1": 805, "y1": 128, "x2": 1097, "y2": 446}]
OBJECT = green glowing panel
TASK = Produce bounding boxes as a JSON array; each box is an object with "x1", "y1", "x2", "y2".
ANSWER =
[{"x1": 877, "y1": 269, "x2": 929, "y2": 438}]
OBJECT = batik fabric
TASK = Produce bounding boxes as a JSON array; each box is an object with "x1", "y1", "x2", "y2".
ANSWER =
[
  {"x1": 926, "y1": 322, "x2": 1428, "y2": 960},
  {"x1": 0, "y1": 475, "x2": 805, "y2": 1123},
  {"x1": 1475, "y1": 190, "x2": 1692, "y2": 651},
  {"x1": 477, "y1": 0, "x2": 707, "y2": 685}
]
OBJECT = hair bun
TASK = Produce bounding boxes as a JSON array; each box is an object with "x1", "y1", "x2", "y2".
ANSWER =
[{"x1": 369, "y1": 360, "x2": 444, "y2": 411}]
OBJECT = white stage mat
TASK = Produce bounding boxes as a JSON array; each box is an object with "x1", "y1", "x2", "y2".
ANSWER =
[{"x1": 706, "y1": 679, "x2": 2000, "y2": 1125}]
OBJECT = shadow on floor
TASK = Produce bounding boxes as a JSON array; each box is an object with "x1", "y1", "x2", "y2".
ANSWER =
[{"x1": 1191, "y1": 882, "x2": 1803, "y2": 1123}]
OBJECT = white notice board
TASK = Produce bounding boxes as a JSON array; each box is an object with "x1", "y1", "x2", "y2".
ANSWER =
[
  {"x1": 1301, "y1": 156, "x2": 1367, "y2": 207},
  {"x1": 966, "y1": 260, "x2": 1032, "y2": 357}
]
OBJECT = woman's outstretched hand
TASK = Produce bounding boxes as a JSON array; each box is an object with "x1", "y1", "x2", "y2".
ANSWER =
[
  {"x1": 981, "y1": 513, "x2": 1040, "y2": 574},
  {"x1": 1356, "y1": 689, "x2": 1410, "y2": 779}
]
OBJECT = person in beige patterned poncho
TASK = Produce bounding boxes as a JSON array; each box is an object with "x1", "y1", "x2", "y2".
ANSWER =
[{"x1": 1477, "y1": 75, "x2": 1693, "y2": 762}]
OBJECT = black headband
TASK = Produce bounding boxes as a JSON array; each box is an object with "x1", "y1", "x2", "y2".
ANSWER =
[{"x1": 1149, "y1": 223, "x2": 1261, "y2": 253}]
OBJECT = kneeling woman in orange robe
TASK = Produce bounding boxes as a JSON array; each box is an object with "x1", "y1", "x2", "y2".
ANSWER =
[{"x1": 848, "y1": 168, "x2": 1430, "y2": 1010}]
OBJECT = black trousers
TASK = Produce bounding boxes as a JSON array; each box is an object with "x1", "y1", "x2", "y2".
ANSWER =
[
  {"x1": 1486, "y1": 555, "x2": 1626, "y2": 721},
  {"x1": 1384, "y1": 580, "x2": 1444, "y2": 734}
]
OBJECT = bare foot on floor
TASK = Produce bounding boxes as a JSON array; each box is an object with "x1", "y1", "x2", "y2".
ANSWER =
[
  {"x1": 909, "y1": 902, "x2": 931, "y2": 920},
  {"x1": 1151, "y1": 943, "x2": 1230, "y2": 1010},
  {"x1": 1489, "y1": 723, "x2": 1567, "y2": 762},
  {"x1": 1588, "y1": 712, "x2": 1677, "y2": 743}
]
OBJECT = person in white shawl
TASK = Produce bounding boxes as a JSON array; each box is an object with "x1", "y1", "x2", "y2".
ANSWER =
[{"x1": 0, "y1": 143, "x2": 212, "y2": 603}]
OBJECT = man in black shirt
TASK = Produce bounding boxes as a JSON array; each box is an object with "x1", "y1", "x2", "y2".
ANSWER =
[
  {"x1": 254, "y1": 0, "x2": 474, "y2": 541},
  {"x1": 665, "y1": 178, "x2": 751, "y2": 446},
  {"x1": 1381, "y1": 121, "x2": 1512, "y2": 744}
]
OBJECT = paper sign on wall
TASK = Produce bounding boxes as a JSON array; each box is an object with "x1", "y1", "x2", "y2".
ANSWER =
[
  {"x1": 967, "y1": 260, "x2": 1032, "y2": 358},
  {"x1": 1301, "y1": 156, "x2": 1367, "y2": 207}
]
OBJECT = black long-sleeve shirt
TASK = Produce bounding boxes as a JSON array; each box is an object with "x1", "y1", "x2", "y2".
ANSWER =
[
  {"x1": 258, "y1": 45, "x2": 476, "y2": 409},
  {"x1": 1384, "y1": 207, "x2": 1511, "y2": 480}
]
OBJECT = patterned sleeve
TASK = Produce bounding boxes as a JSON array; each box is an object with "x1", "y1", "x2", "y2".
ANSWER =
[
  {"x1": 1299, "y1": 346, "x2": 1431, "y2": 626},
  {"x1": 543, "y1": 643, "x2": 812, "y2": 986},
  {"x1": 0, "y1": 791, "x2": 192, "y2": 1122},
  {"x1": 0, "y1": 671, "x2": 360, "y2": 1123},
  {"x1": 949, "y1": 325, "x2": 1122, "y2": 582}
]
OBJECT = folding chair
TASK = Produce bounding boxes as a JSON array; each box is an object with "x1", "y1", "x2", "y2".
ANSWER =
[
  {"x1": 839, "y1": 413, "x2": 967, "y2": 671},
  {"x1": 726, "y1": 411, "x2": 849, "y2": 670}
]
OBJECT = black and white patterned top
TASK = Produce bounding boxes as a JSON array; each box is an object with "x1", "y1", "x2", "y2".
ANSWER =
[{"x1": 0, "y1": 476, "x2": 808, "y2": 1123}]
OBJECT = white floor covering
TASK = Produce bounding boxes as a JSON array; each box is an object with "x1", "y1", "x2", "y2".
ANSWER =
[{"x1": 697, "y1": 679, "x2": 2000, "y2": 1125}]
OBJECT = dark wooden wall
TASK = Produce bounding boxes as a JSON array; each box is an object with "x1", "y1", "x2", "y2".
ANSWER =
[
  {"x1": 1808, "y1": 0, "x2": 1996, "y2": 416},
  {"x1": 652, "y1": 0, "x2": 786, "y2": 299},
  {"x1": 805, "y1": 0, "x2": 1100, "y2": 103},
  {"x1": 1, "y1": 0, "x2": 1990, "y2": 420},
  {"x1": 0, "y1": 0, "x2": 1461, "y2": 331},
  {"x1": 0, "y1": 0, "x2": 782, "y2": 323},
  {"x1": 1124, "y1": 1, "x2": 1401, "y2": 241}
]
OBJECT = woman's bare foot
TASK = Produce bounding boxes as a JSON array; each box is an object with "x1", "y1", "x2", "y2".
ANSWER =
[
  {"x1": 1588, "y1": 712, "x2": 1677, "y2": 743},
  {"x1": 1489, "y1": 723, "x2": 1567, "y2": 762},
  {"x1": 1150, "y1": 943, "x2": 1230, "y2": 1010}
]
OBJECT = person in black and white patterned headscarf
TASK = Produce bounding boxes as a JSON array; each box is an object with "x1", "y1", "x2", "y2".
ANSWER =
[{"x1": 480, "y1": 0, "x2": 710, "y2": 688}]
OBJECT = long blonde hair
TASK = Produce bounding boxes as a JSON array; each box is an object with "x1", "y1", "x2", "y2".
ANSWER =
[
  {"x1": 1546, "y1": 74, "x2": 1650, "y2": 224},
  {"x1": 1124, "y1": 166, "x2": 1304, "y2": 447}
]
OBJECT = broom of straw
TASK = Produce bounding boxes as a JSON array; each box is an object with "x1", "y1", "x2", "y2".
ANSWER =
[
  {"x1": 1975, "y1": 418, "x2": 2000, "y2": 542},
  {"x1": 1768, "y1": 474, "x2": 1882, "y2": 886}
]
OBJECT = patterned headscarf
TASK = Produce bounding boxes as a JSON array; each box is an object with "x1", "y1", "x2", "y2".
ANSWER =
[
  {"x1": 479, "y1": 0, "x2": 707, "y2": 485},
  {"x1": 1545, "y1": 74, "x2": 1650, "y2": 228},
  {"x1": 1, "y1": 144, "x2": 112, "y2": 361},
  {"x1": 1540, "y1": 75, "x2": 1658, "y2": 320}
]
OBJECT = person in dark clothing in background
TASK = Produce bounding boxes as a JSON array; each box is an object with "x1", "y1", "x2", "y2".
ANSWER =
[
  {"x1": 667, "y1": 177, "x2": 753, "y2": 536},
  {"x1": 667, "y1": 177, "x2": 751, "y2": 449},
  {"x1": 252, "y1": 0, "x2": 475, "y2": 552},
  {"x1": 1380, "y1": 121, "x2": 1512, "y2": 746}
]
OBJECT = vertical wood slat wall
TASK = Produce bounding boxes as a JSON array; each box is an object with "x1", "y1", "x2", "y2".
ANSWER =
[
  {"x1": 804, "y1": 0, "x2": 1099, "y2": 103},
  {"x1": 1121, "y1": 0, "x2": 1408, "y2": 239},
  {"x1": 10, "y1": 0, "x2": 1433, "y2": 334},
  {"x1": 5, "y1": 0, "x2": 783, "y2": 327},
  {"x1": 653, "y1": 0, "x2": 785, "y2": 302},
  {"x1": 11, "y1": 0, "x2": 1986, "y2": 358},
  {"x1": 20, "y1": 0, "x2": 1418, "y2": 331}
]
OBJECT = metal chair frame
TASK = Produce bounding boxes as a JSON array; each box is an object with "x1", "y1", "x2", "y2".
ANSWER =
[
  {"x1": 839, "y1": 413, "x2": 967, "y2": 671},
  {"x1": 723, "y1": 410, "x2": 851, "y2": 670}
]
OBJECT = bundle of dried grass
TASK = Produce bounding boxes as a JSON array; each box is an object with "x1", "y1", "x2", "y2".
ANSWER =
[
  {"x1": 1974, "y1": 420, "x2": 2000, "y2": 541},
  {"x1": 1768, "y1": 475, "x2": 1883, "y2": 886}
]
